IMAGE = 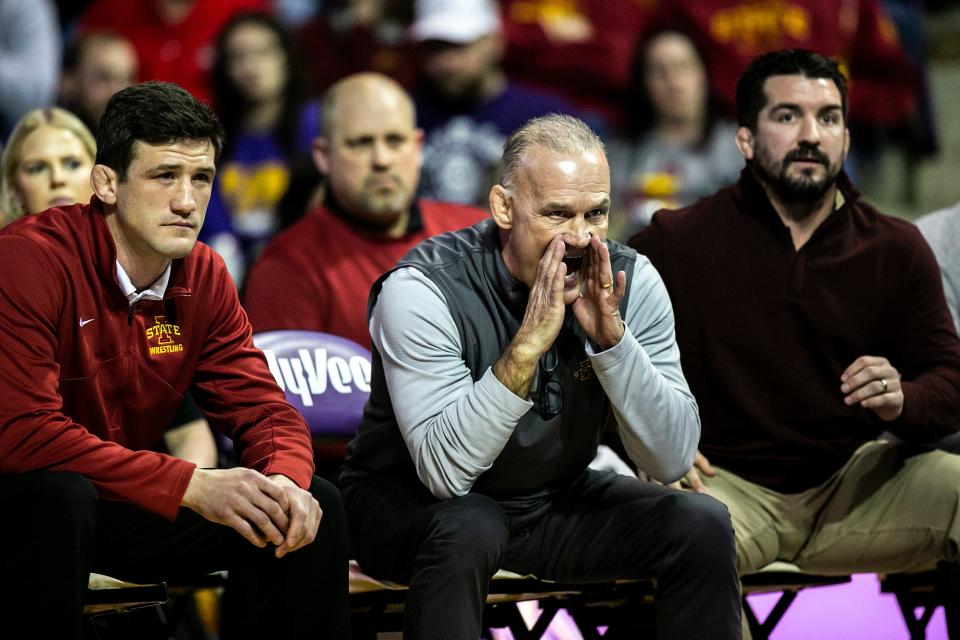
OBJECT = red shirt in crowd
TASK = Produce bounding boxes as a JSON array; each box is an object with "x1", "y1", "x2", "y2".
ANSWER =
[
  {"x1": 670, "y1": 0, "x2": 919, "y2": 129},
  {"x1": 243, "y1": 199, "x2": 487, "y2": 348},
  {"x1": 79, "y1": 0, "x2": 267, "y2": 104}
]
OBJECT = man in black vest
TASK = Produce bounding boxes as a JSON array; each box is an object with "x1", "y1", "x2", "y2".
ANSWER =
[{"x1": 341, "y1": 114, "x2": 741, "y2": 639}]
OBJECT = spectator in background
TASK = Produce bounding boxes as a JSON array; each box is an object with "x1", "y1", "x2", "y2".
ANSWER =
[
  {"x1": 0, "y1": 0, "x2": 60, "y2": 138},
  {"x1": 412, "y1": 0, "x2": 578, "y2": 207},
  {"x1": 78, "y1": 0, "x2": 267, "y2": 105},
  {"x1": 203, "y1": 10, "x2": 318, "y2": 284},
  {"x1": 608, "y1": 29, "x2": 743, "y2": 239},
  {"x1": 0, "y1": 108, "x2": 94, "y2": 226},
  {"x1": 243, "y1": 72, "x2": 486, "y2": 348},
  {"x1": 497, "y1": 0, "x2": 655, "y2": 129},
  {"x1": 0, "y1": 106, "x2": 218, "y2": 470},
  {"x1": 59, "y1": 31, "x2": 138, "y2": 135},
  {"x1": 295, "y1": 0, "x2": 417, "y2": 97},
  {"x1": 667, "y1": 0, "x2": 919, "y2": 136},
  {"x1": 917, "y1": 203, "x2": 960, "y2": 335}
]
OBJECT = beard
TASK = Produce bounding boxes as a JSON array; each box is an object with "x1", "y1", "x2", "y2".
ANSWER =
[{"x1": 753, "y1": 142, "x2": 842, "y2": 212}]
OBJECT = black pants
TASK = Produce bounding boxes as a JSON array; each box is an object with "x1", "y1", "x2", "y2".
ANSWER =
[
  {"x1": 343, "y1": 469, "x2": 742, "y2": 640},
  {"x1": 0, "y1": 471, "x2": 351, "y2": 640}
]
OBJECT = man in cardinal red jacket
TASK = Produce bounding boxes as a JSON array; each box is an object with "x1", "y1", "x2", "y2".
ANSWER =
[{"x1": 0, "y1": 82, "x2": 350, "y2": 639}]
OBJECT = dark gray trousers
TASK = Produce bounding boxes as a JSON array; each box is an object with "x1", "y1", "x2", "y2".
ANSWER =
[{"x1": 343, "y1": 468, "x2": 742, "y2": 640}]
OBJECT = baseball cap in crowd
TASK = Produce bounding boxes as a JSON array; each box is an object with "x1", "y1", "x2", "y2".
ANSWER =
[{"x1": 410, "y1": 0, "x2": 500, "y2": 44}]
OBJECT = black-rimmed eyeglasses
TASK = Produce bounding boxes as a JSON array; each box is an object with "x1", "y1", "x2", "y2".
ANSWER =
[{"x1": 533, "y1": 345, "x2": 563, "y2": 418}]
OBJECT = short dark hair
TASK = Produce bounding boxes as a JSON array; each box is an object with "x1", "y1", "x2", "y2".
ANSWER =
[
  {"x1": 736, "y1": 49, "x2": 847, "y2": 131},
  {"x1": 96, "y1": 81, "x2": 224, "y2": 180}
]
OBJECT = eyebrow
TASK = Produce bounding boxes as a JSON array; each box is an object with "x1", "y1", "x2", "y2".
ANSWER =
[
  {"x1": 770, "y1": 102, "x2": 842, "y2": 113},
  {"x1": 539, "y1": 197, "x2": 611, "y2": 212},
  {"x1": 150, "y1": 162, "x2": 216, "y2": 174}
]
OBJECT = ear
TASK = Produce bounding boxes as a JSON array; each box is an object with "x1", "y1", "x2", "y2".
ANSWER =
[
  {"x1": 842, "y1": 126, "x2": 850, "y2": 159},
  {"x1": 91, "y1": 164, "x2": 118, "y2": 205},
  {"x1": 735, "y1": 126, "x2": 754, "y2": 161},
  {"x1": 489, "y1": 184, "x2": 513, "y2": 231},
  {"x1": 312, "y1": 137, "x2": 331, "y2": 175}
]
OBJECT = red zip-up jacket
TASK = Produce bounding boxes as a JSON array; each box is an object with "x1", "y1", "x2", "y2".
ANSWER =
[{"x1": 0, "y1": 200, "x2": 314, "y2": 519}]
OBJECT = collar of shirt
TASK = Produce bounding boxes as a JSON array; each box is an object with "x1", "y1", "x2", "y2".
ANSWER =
[{"x1": 115, "y1": 261, "x2": 172, "y2": 306}]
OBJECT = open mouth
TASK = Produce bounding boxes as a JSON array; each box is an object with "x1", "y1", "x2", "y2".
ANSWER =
[{"x1": 562, "y1": 255, "x2": 584, "y2": 274}]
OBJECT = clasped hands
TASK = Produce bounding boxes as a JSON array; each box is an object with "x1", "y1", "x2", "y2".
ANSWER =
[{"x1": 181, "y1": 467, "x2": 322, "y2": 557}]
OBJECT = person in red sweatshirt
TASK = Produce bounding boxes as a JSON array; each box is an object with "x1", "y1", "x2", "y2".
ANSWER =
[
  {"x1": 243, "y1": 72, "x2": 487, "y2": 348},
  {"x1": 0, "y1": 81, "x2": 350, "y2": 639}
]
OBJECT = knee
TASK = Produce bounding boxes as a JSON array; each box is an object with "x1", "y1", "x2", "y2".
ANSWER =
[
  {"x1": 423, "y1": 494, "x2": 509, "y2": 573},
  {"x1": 661, "y1": 492, "x2": 736, "y2": 564},
  {"x1": 306, "y1": 476, "x2": 348, "y2": 546},
  {"x1": 308, "y1": 476, "x2": 345, "y2": 521},
  {"x1": 25, "y1": 471, "x2": 98, "y2": 528}
]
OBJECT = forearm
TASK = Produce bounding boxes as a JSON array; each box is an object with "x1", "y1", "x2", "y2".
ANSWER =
[
  {"x1": 400, "y1": 368, "x2": 530, "y2": 498},
  {"x1": 374, "y1": 269, "x2": 532, "y2": 498},
  {"x1": 0, "y1": 415, "x2": 195, "y2": 519},
  {"x1": 491, "y1": 331, "x2": 541, "y2": 399},
  {"x1": 593, "y1": 257, "x2": 699, "y2": 482},
  {"x1": 165, "y1": 419, "x2": 218, "y2": 468},
  {"x1": 589, "y1": 328, "x2": 699, "y2": 482}
]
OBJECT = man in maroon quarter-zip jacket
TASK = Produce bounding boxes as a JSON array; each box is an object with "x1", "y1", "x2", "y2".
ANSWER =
[
  {"x1": 631, "y1": 50, "x2": 960, "y2": 584},
  {"x1": 0, "y1": 81, "x2": 350, "y2": 640}
]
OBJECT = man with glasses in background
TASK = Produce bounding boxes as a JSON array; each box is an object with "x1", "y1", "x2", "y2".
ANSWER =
[{"x1": 339, "y1": 113, "x2": 741, "y2": 640}]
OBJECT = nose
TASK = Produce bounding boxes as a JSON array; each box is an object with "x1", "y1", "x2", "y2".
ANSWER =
[
  {"x1": 562, "y1": 216, "x2": 592, "y2": 249},
  {"x1": 170, "y1": 178, "x2": 196, "y2": 216},
  {"x1": 371, "y1": 139, "x2": 394, "y2": 170},
  {"x1": 798, "y1": 113, "x2": 822, "y2": 145},
  {"x1": 49, "y1": 163, "x2": 66, "y2": 187}
]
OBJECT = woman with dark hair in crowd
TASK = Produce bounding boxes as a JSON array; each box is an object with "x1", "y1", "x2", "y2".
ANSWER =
[
  {"x1": 203, "y1": 10, "x2": 319, "y2": 284},
  {"x1": 608, "y1": 29, "x2": 743, "y2": 240}
]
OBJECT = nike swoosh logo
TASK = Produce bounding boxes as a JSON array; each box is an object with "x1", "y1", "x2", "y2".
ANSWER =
[{"x1": 79, "y1": 318, "x2": 95, "y2": 327}]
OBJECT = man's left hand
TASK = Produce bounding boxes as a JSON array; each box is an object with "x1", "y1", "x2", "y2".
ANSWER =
[
  {"x1": 268, "y1": 475, "x2": 323, "y2": 558},
  {"x1": 573, "y1": 234, "x2": 626, "y2": 349},
  {"x1": 841, "y1": 355, "x2": 904, "y2": 421}
]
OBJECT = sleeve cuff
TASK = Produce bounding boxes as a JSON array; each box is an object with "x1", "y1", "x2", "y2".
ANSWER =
[
  {"x1": 586, "y1": 325, "x2": 638, "y2": 368},
  {"x1": 478, "y1": 366, "x2": 534, "y2": 418}
]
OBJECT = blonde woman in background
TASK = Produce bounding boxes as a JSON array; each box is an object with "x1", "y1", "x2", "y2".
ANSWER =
[
  {"x1": 0, "y1": 107, "x2": 95, "y2": 225},
  {"x1": 0, "y1": 106, "x2": 217, "y2": 469}
]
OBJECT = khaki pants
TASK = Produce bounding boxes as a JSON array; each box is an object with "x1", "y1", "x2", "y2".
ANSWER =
[{"x1": 701, "y1": 440, "x2": 960, "y2": 576}]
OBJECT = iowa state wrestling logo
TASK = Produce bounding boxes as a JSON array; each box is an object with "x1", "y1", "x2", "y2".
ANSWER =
[{"x1": 146, "y1": 315, "x2": 184, "y2": 356}]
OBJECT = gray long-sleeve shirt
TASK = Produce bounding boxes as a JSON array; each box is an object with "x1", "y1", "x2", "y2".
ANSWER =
[
  {"x1": 369, "y1": 256, "x2": 700, "y2": 499},
  {"x1": 917, "y1": 203, "x2": 960, "y2": 335}
]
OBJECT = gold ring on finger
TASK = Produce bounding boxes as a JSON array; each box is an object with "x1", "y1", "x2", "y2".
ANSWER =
[
  {"x1": 880, "y1": 378, "x2": 888, "y2": 393},
  {"x1": 601, "y1": 281, "x2": 614, "y2": 289}
]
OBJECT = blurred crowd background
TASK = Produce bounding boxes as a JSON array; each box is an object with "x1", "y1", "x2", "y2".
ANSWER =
[{"x1": 2, "y1": 0, "x2": 960, "y2": 288}]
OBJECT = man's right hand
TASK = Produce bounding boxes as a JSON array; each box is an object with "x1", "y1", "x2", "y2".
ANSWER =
[
  {"x1": 673, "y1": 451, "x2": 716, "y2": 493},
  {"x1": 180, "y1": 467, "x2": 291, "y2": 548},
  {"x1": 517, "y1": 236, "x2": 569, "y2": 353},
  {"x1": 493, "y1": 236, "x2": 568, "y2": 398}
]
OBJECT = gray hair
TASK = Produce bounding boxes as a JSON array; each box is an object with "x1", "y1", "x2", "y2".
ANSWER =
[{"x1": 498, "y1": 114, "x2": 605, "y2": 190}]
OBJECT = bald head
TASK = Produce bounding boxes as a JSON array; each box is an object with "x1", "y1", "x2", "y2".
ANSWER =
[
  {"x1": 313, "y1": 73, "x2": 424, "y2": 236},
  {"x1": 320, "y1": 73, "x2": 416, "y2": 138}
]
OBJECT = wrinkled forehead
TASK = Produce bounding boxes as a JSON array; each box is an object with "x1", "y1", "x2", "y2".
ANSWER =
[
  {"x1": 761, "y1": 74, "x2": 843, "y2": 111},
  {"x1": 515, "y1": 146, "x2": 610, "y2": 198},
  {"x1": 329, "y1": 89, "x2": 416, "y2": 139}
]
